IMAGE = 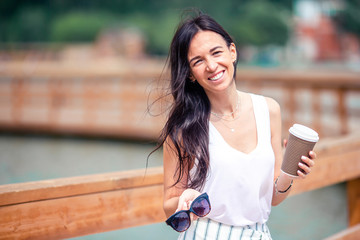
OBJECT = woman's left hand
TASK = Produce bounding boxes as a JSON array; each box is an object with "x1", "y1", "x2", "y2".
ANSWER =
[{"x1": 297, "y1": 151, "x2": 317, "y2": 178}]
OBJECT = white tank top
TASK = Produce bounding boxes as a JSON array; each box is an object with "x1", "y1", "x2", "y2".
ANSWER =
[{"x1": 191, "y1": 94, "x2": 275, "y2": 226}]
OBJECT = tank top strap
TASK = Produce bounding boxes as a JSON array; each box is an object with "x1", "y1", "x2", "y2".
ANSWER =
[{"x1": 250, "y1": 93, "x2": 271, "y2": 146}]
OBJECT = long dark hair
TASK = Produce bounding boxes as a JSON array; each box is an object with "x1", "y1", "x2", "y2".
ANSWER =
[{"x1": 154, "y1": 13, "x2": 238, "y2": 190}]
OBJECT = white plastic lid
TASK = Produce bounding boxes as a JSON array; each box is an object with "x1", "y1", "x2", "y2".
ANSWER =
[{"x1": 289, "y1": 124, "x2": 319, "y2": 142}]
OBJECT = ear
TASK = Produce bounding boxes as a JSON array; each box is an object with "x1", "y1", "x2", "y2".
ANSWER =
[
  {"x1": 189, "y1": 73, "x2": 196, "y2": 82},
  {"x1": 230, "y1": 43, "x2": 237, "y2": 63}
]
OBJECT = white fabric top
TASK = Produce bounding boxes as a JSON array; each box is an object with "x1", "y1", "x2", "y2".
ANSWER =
[{"x1": 191, "y1": 94, "x2": 275, "y2": 226}]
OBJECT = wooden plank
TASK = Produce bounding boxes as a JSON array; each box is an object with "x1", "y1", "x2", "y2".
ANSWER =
[
  {"x1": 347, "y1": 178, "x2": 360, "y2": 226},
  {"x1": 312, "y1": 133, "x2": 360, "y2": 157},
  {"x1": 0, "y1": 184, "x2": 165, "y2": 240},
  {"x1": 0, "y1": 167, "x2": 163, "y2": 206},
  {"x1": 1, "y1": 61, "x2": 165, "y2": 79},
  {"x1": 236, "y1": 69, "x2": 360, "y2": 89},
  {"x1": 0, "y1": 134, "x2": 359, "y2": 239},
  {"x1": 1, "y1": 134, "x2": 359, "y2": 207},
  {"x1": 1, "y1": 62, "x2": 360, "y2": 89},
  {"x1": 290, "y1": 148, "x2": 360, "y2": 196},
  {"x1": 0, "y1": 122, "x2": 164, "y2": 141},
  {"x1": 324, "y1": 223, "x2": 360, "y2": 240}
]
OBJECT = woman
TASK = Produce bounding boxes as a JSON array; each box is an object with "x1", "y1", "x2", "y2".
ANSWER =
[{"x1": 158, "y1": 13, "x2": 316, "y2": 239}]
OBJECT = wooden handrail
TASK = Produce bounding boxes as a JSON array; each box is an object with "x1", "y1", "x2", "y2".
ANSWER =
[
  {"x1": 0, "y1": 133, "x2": 359, "y2": 239},
  {"x1": 290, "y1": 133, "x2": 360, "y2": 195},
  {"x1": 0, "y1": 168, "x2": 165, "y2": 240},
  {"x1": 237, "y1": 69, "x2": 360, "y2": 89},
  {"x1": 0, "y1": 167, "x2": 163, "y2": 207},
  {"x1": 2, "y1": 61, "x2": 360, "y2": 88},
  {"x1": 0, "y1": 61, "x2": 359, "y2": 140}
]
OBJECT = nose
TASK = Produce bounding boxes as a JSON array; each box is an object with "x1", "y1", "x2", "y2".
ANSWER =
[{"x1": 205, "y1": 59, "x2": 217, "y2": 72}]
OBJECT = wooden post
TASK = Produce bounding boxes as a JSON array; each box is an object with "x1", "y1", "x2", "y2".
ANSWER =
[
  {"x1": 284, "y1": 86, "x2": 296, "y2": 131},
  {"x1": 48, "y1": 78, "x2": 60, "y2": 127},
  {"x1": 347, "y1": 178, "x2": 360, "y2": 226},
  {"x1": 11, "y1": 78, "x2": 24, "y2": 123},
  {"x1": 312, "y1": 87, "x2": 322, "y2": 136},
  {"x1": 337, "y1": 89, "x2": 348, "y2": 135}
]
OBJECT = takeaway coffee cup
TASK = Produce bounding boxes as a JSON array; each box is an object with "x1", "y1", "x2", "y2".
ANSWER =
[{"x1": 281, "y1": 124, "x2": 319, "y2": 177}]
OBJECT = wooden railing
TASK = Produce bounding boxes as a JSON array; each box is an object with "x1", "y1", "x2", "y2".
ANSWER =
[
  {"x1": 0, "y1": 133, "x2": 360, "y2": 239},
  {"x1": 0, "y1": 60, "x2": 359, "y2": 140},
  {"x1": 0, "y1": 60, "x2": 166, "y2": 140},
  {"x1": 1, "y1": 60, "x2": 359, "y2": 239},
  {"x1": 235, "y1": 69, "x2": 360, "y2": 137}
]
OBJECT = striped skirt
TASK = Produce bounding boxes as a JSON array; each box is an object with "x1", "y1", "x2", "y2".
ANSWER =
[{"x1": 177, "y1": 218, "x2": 272, "y2": 240}]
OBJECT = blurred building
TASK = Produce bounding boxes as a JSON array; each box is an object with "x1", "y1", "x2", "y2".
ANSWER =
[
  {"x1": 95, "y1": 27, "x2": 146, "y2": 60},
  {"x1": 293, "y1": 0, "x2": 360, "y2": 64},
  {"x1": 58, "y1": 27, "x2": 146, "y2": 61}
]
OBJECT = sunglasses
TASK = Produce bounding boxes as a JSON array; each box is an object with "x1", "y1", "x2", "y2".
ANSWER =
[{"x1": 165, "y1": 192, "x2": 211, "y2": 232}]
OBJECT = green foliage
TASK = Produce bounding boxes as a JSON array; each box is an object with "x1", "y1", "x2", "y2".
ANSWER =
[
  {"x1": 50, "y1": 12, "x2": 118, "y2": 42},
  {"x1": 123, "y1": 11, "x2": 179, "y2": 55},
  {"x1": 228, "y1": 1, "x2": 290, "y2": 46},
  {"x1": 0, "y1": 0, "x2": 293, "y2": 54},
  {"x1": 335, "y1": 1, "x2": 360, "y2": 36},
  {"x1": 1, "y1": 7, "x2": 49, "y2": 42}
]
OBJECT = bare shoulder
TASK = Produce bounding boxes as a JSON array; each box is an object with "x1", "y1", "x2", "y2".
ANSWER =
[{"x1": 265, "y1": 96, "x2": 281, "y2": 117}]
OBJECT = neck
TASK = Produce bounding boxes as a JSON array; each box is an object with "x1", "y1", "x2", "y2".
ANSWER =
[{"x1": 207, "y1": 84, "x2": 239, "y2": 117}]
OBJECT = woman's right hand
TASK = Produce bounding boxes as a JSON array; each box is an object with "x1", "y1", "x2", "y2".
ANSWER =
[{"x1": 176, "y1": 189, "x2": 202, "y2": 220}]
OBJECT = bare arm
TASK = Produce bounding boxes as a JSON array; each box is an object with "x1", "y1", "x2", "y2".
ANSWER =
[
  {"x1": 266, "y1": 97, "x2": 293, "y2": 206},
  {"x1": 267, "y1": 97, "x2": 317, "y2": 206},
  {"x1": 163, "y1": 138, "x2": 186, "y2": 217},
  {"x1": 163, "y1": 138, "x2": 202, "y2": 218}
]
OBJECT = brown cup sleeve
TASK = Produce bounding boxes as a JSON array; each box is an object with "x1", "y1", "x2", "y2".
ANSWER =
[{"x1": 281, "y1": 134, "x2": 316, "y2": 177}]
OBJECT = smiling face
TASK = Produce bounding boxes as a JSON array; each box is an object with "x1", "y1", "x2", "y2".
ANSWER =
[{"x1": 188, "y1": 30, "x2": 237, "y2": 95}]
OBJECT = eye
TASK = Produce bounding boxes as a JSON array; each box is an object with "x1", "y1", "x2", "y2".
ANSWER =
[
  {"x1": 213, "y1": 51, "x2": 222, "y2": 56},
  {"x1": 193, "y1": 59, "x2": 202, "y2": 66}
]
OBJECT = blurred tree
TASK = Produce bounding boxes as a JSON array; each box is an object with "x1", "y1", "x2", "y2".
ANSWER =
[
  {"x1": 334, "y1": 0, "x2": 360, "y2": 36},
  {"x1": 8, "y1": 7, "x2": 49, "y2": 42},
  {"x1": 0, "y1": 0, "x2": 292, "y2": 54},
  {"x1": 122, "y1": 11, "x2": 180, "y2": 55},
  {"x1": 50, "y1": 12, "x2": 118, "y2": 42},
  {"x1": 228, "y1": 1, "x2": 290, "y2": 46}
]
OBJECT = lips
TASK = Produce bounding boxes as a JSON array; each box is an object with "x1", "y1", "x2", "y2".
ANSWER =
[{"x1": 208, "y1": 70, "x2": 224, "y2": 81}]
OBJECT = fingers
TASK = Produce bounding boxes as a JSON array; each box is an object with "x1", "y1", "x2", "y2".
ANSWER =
[
  {"x1": 298, "y1": 157, "x2": 312, "y2": 176},
  {"x1": 297, "y1": 169, "x2": 307, "y2": 178},
  {"x1": 176, "y1": 198, "x2": 198, "y2": 221},
  {"x1": 191, "y1": 213, "x2": 198, "y2": 221},
  {"x1": 297, "y1": 151, "x2": 317, "y2": 179},
  {"x1": 182, "y1": 202, "x2": 188, "y2": 210},
  {"x1": 283, "y1": 139, "x2": 288, "y2": 148},
  {"x1": 176, "y1": 199, "x2": 188, "y2": 213},
  {"x1": 301, "y1": 155, "x2": 314, "y2": 168},
  {"x1": 176, "y1": 189, "x2": 201, "y2": 213},
  {"x1": 309, "y1": 150, "x2": 317, "y2": 160}
]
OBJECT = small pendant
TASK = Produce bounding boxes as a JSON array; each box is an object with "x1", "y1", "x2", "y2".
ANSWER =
[{"x1": 231, "y1": 128, "x2": 235, "y2": 132}]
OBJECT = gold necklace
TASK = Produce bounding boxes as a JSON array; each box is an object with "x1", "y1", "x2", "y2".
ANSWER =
[
  {"x1": 211, "y1": 94, "x2": 241, "y2": 132},
  {"x1": 210, "y1": 93, "x2": 240, "y2": 120}
]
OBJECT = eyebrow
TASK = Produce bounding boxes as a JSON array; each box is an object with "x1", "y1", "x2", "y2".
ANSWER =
[{"x1": 189, "y1": 46, "x2": 223, "y2": 64}]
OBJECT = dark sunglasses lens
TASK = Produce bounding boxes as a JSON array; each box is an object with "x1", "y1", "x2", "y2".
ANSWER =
[
  {"x1": 170, "y1": 211, "x2": 190, "y2": 232},
  {"x1": 192, "y1": 198, "x2": 210, "y2": 217}
]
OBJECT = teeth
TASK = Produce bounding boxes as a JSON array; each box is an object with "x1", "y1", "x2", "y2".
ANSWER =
[{"x1": 209, "y1": 71, "x2": 224, "y2": 81}]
